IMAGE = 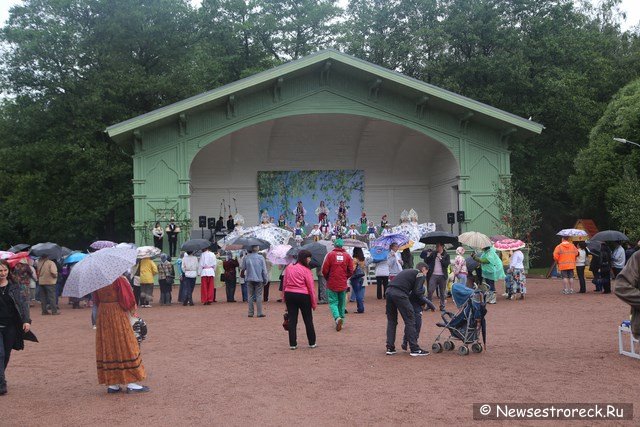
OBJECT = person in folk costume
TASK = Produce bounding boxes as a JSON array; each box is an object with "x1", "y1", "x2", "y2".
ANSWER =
[
  {"x1": 319, "y1": 212, "x2": 331, "y2": 238},
  {"x1": 233, "y1": 213, "x2": 245, "y2": 233},
  {"x1": 269, "y1": 217, "x2": 275, "y2": 224},
  {"x1": 381, "y1": 224, "x2": 392, "y2": 236},
  {"x1": 293, "y1": 222, "x2": 305, "y2": 244},
  {"x1": 347, "y1": 224, "x2": 360, "y2": 238},
  {"x1": 260, "y1": 209, "x2": 270, "y2": 225},
  {"x1": 277, "y1": 214, "x2": 287, "y2": 229},
  {"x1": 380, "y1": 214, "x2": 389, "y2": 233},
  {"x1": 152, "y1": 222, "x2": 164, "y2": 250},
  {"x1": 226, "y1": 215, "x2": 235, "y2": 232},
  {"x1": 332, "y1": 220, "x2": 344, "y2": 240},
  {"x1": 359, "y1": 212, "x2": 368, "y2": 235},
  {"x1": 315, "y1": 201, "x2": 330, "y2": 223},
  {"x1": 298, "y1": 215, "x2": 306, "y2": 228},
  {"x1": 165, "y1": 217, "x2": 181, "y2": 258},
  {"x1": 94, "y1": 276, "x2": 150, "y2": 394},
  {"x1": 337, "y1": 200, "x2": 348, "y2": 223},
  {"x1": 367, "y1": 221, "x2": 377, "y2": 243},
  {"x1": 309, "y1": 224, "x2": 322, "y2": 242},
  {"x1": 294, "y1": 201, "x2": 307, "y2": 225}
]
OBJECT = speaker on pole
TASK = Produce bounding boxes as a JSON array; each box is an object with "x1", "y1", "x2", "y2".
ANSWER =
[
  {"x1": 198, "y1": 216, "x2": 207, "y2": 228},
  {"x1": 207, "y1": 217, "x2": 216, "y2": 230},
  {"x1": 447, "y1": 213, "x2": 455, "y2": 224},
  {"x1": 456, "y1": 210, "x2": 465, "y2": 223}
]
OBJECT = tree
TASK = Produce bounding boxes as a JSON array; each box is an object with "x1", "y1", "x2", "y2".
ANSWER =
[{"x1": 569, "y1": 77, "x2": 640, "y2": 230}]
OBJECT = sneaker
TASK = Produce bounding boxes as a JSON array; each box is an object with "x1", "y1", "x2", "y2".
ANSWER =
[
  {"x1": 290, "y1": 346, "x2": 297, "y2": 350},
  {"x1": 385, "y1": 347, "x2": 397, "y2": 355},
  {"x1": 409, "y1": 348, "x2": 430, "y2": 357},
  {"x1": 309, "y1": 344, "x2": 317, "y2": 348},
  {"x1": 502, "y1": 293, "x2": 509, "y2": 298},
  {"x1": 92, "y1": 325, "x2": 97, "y2": 330},
  {"x1": 336, "y1": 317, "x2": 343, "y2": 332},
  {"x1": 401, "y1": 342, "x2": 408, "y2": 351},
  {"x1": 561, "y1": 289, "x2": 568, "y2": 295},
  {"x1": 569, "y1": 289, "x2": 575, "y2": 294},
  {"x1": 107, "y1": 386, "x2": 121, "y2": 394}
]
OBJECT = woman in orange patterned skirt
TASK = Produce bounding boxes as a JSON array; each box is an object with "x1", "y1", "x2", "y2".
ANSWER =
[{"x1": 94, "y1": 276, "x2": 149, "y2": 394}]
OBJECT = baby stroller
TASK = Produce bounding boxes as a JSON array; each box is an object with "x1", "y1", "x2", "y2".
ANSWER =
[{"x1": 432, "y1": 283, "x2": 487, "y2": 356}]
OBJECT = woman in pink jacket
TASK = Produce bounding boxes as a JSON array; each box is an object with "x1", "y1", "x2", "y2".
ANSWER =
[{"x1": 282, "y1": 250, "x2": 317, "y2": 350}]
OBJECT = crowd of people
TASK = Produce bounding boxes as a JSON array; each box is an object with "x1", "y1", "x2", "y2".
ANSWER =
[{"x1": 2, "y1": 212, "x2": 638, "y2": 396}]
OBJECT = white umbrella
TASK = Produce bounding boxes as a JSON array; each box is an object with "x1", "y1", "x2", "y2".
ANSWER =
[
  {"x1": 556, "y1": 229, "x2": 588, "y2": 237},
  {"x1": 458, "y1": 231, "x2": 492, "y2": 249},
  {"x1": 137, "y1": 246, "x2": 161, "y2": 259},
  {"x1": 62, "y1": 247, "x2": 137, "y2": 298}
]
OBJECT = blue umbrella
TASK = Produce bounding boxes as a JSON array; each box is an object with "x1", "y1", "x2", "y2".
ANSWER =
[
  {"x1": 63, "y1": 252, "x2": 87, "y2": 264},
  {"x1": 371, "y1": 233, "x2": 409, "y2": 249}
]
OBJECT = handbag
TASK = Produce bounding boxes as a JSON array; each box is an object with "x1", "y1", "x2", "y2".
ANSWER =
[
  {"x1": 282, "y1": 311, "x2": 289, "y2": 331},
  {"x1": 129, "y1": 314, "x2": 148, "y2": 344}
]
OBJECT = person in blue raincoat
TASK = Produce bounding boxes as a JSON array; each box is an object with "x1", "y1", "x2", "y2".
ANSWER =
[{"x1": 472, "y1": 246, "x2": 505, "y2": 304}]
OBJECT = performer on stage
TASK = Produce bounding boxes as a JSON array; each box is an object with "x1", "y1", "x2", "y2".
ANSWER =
[
  {"x1": 380, "y1": 214, "x2": 389, "y2": 233},
  {"x1": 319, "y1": 212, "x2": 331, "y2": 239},
  {"x1": 315, "y1": 201, "x2": 329, "y2": 223},
  {"x1": 152, "y1": 222, "x2": 164, "y2": 250},
  {"x1": 166, "y1": 217, "x2": 180, "y2": 258},
  {"x1": 367, "y1": 221, "x2": 377, "y2": 242},
  {"x1": 277, "y1": 214, "x2": 287, "y2": 229},
  {"x1": 227, "y1": 215, "x2": 235, "y2": 232},
  {"x1": 294, "y1": 201, "x2": 306, "y2": 225},
  {"x1": 359, "y1": 212, "x2": 368, "y2": 235},
  {"x1": 215, "y1": 216, "x2": 224, "y2": 233},
  {"x1": 337, "y1": 200, "x2": 348, "y2": 223},
  {"x1": 309, "y1": 224, "x2": 322, "y2": 242},
  {"x1": 260, "y1": 209, "x2": 270, "y2": 225},
  {"x1": 347, "y1": 224, "x2": 360, "y2": 238},
  {"x1": 293, "y1": 222, "x2": 305, "y2": 244}
]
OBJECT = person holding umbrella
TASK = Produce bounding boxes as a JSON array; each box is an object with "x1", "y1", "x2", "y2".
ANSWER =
[
  {"x1": 181, "y1": 251, "x2": 199, "y2": 306},
  {"x1": 553, "y1": 236, "x2": 579, "y2": 295},
  {"x1": 282, "y1": 249, "x2": 317, "y2": 350},
  {"x1": 422, "y1": 243, "x2": 451, "y2": 312},
  {"x1": 138, "y1": 256, "x2": 158, "y2": 308},
  {"x1": 0, "y1": 259, "x2": 32, "y2": 395}
]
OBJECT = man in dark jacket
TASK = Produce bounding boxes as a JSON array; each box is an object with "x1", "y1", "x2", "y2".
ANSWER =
[
  {"x1": 421, "y1": 243, "x2": 451, "y2": 311},
  {"x1": 385, "y1": 264, "x2": 430, "y2": 356}
]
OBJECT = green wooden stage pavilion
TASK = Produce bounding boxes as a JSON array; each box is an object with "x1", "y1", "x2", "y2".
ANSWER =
[{"x1": 106, "y1": 49, "x2": 543, "y2": 248}]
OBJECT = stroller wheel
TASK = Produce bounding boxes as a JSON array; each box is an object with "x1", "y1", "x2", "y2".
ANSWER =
[
  {"x1": 471, "y1": 343, "x2": 483, "y2": 353},
  {"x1": 458, "y1": 345, "x2": 469, "y2": 356},
  {"x1": 432, "y1": 342, "x2": 443, "y2": 353},
  {"x1": 443, "y1": 341, "x2": 455, "y2": 351}
]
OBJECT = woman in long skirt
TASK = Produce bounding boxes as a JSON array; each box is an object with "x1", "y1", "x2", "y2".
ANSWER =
[{"x1": 94, "y1": 276, "x2": 149, "y2": 393}]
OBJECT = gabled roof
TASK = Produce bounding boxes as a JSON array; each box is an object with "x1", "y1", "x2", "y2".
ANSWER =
[{"x1": 106, "y1": 49, "x2": 544, "y2": 140}]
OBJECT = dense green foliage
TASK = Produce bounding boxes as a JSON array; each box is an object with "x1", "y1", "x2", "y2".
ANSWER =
[{"x1": 0, "y1": 0, "x2": 638, "y2": 260}]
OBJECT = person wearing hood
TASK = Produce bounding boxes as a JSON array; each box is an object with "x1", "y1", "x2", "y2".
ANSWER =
[
  {"x1": 452, "y1": 246, "x2": 468, "y2": 284},
  {"x1": 321, "y1": 238, "x2": 353, "y2": 331},
  {"x1": 472, "y1": 246, "x2": 505, "y2": 304},
  {"x1": 553, "y1": 237, "x2": 579, "y2": 295}
]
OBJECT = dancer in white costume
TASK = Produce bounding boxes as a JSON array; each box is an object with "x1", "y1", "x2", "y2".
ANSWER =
[{"x1": 392, "y1": 209, "x2": 436, "y2": 251}]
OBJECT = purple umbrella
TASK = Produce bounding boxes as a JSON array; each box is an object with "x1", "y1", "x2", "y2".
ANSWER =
[
  {"x1": 90, "y1": 240, "x2": 117, "y2": 250},
  {"x1": 371, "y1": 233, "x2": 409, "y2": 249}
]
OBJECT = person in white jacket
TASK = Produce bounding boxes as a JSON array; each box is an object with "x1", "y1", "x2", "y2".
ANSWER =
[
  {"x1": 199, "y1": 247, "x2": 217, "y2": 305},
  {"x1": 181, "y1": 252, "x2": 199, "y2": 306}
]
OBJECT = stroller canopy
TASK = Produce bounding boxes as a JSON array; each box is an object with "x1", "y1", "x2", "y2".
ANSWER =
[{"x1": 452, "y1": 283, "x2": 473, "y2": 307}]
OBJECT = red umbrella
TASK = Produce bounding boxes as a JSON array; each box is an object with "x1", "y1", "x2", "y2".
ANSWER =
[
  {"x1": 7, "y1": 251, "x2": 30, "y2": 268},
  {"x1": 490, "y1": 234, "x2": 510, "y2": 243}
]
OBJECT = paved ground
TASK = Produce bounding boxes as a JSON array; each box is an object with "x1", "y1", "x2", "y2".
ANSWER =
[{"x1": 2, "y1": 278, "x2": 639, "y2": 426}]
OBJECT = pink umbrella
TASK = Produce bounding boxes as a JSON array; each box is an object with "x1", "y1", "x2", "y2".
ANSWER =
[
  {"x1": 267, "y1": 244, "x2": 293, "y2": 265},
  {"x1": 0, "y1": 251, "x2": 13, "y2": 260},
  {"x1": 90, "y1": 240, "x2": 117, "y2": 250},
  {"x1": 490, "y1": 234, "x2": 511, "y2": 243},
  {"x1": 7, "y1": 251, "x2": 30, "y2": 268},
  {"x1": 494, "y1": 239, "x2": 526, "y2": 251}
]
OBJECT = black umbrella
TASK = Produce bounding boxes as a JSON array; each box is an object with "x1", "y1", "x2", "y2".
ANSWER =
[
  {"x1": 592, "y1": 230, "x2": 629, "y2": 242},
  {"x1": 420, "y1": 231, "x2": 458, "y2": 245},
  {"x1": 61, "y1": 247, "x2": 74, "y2": 257},
  {"x1": 181, "y1": 239, "x2": 214, "y2": 252},
  {"x1": 586, "y1": 240, "x2": 603, "y2": 256},
  {"x1": 9, "y1": 244, "x2": 30, "y2": 253},
  {"x1": 233, "y1": 237, "x2": 270, "y2": 251},
  {"x1": 29, "y1": 242, "x2": 62, "y2": 259},
  {"x1": 287, "y1": 242, "x2": 328, "y2": 269}
]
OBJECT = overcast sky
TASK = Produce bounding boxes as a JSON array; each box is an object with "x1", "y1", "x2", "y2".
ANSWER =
[{"x1": 0, "y1": 0, "x2": 638, "y2": 37}]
